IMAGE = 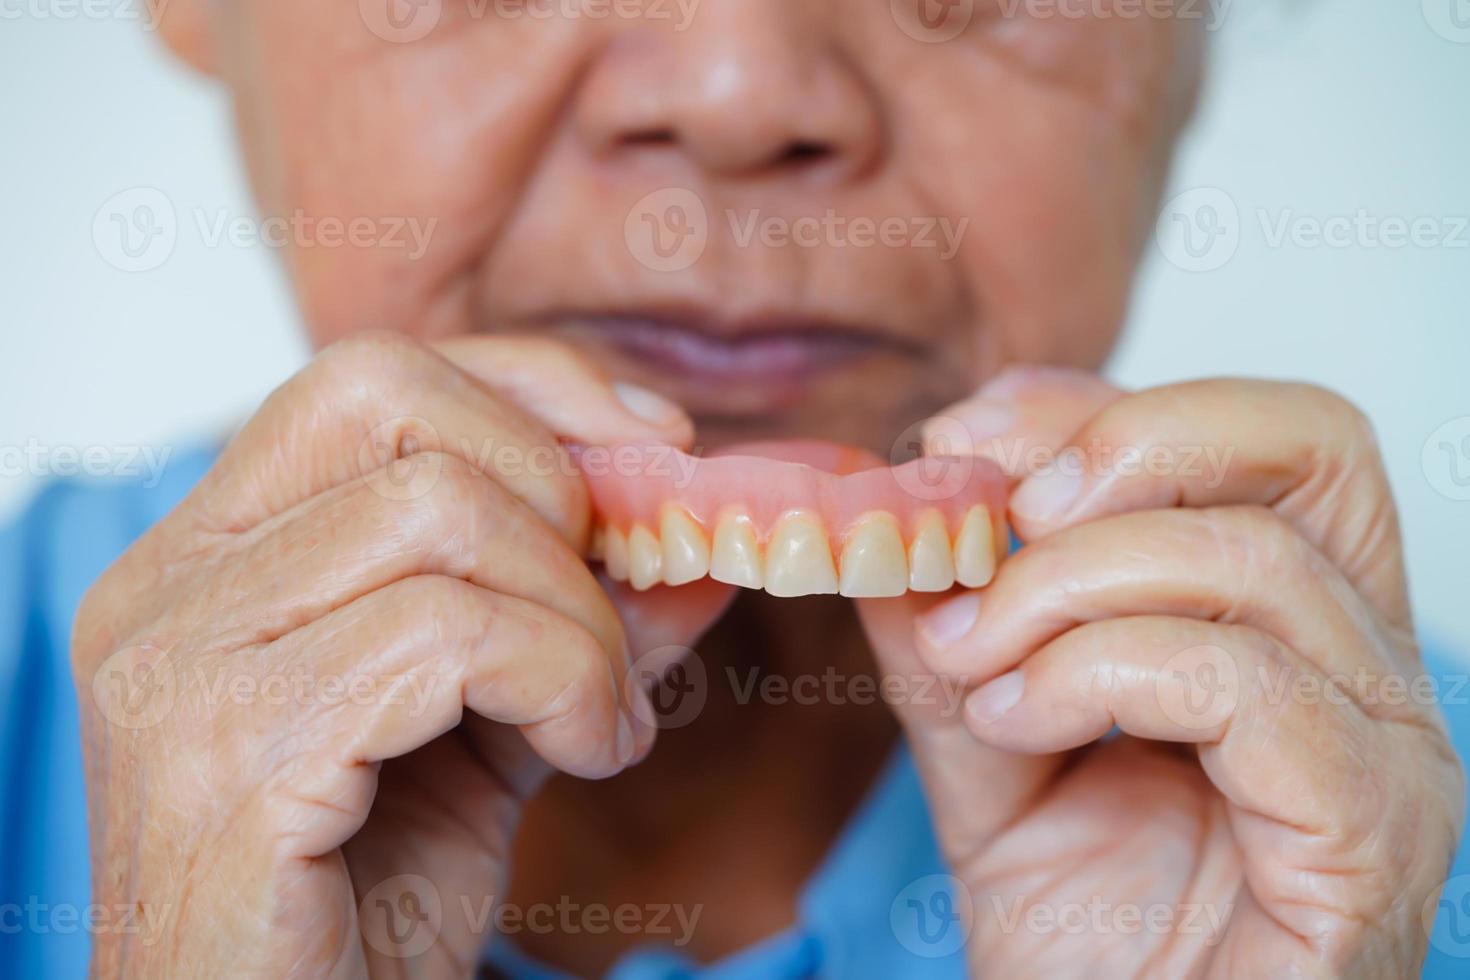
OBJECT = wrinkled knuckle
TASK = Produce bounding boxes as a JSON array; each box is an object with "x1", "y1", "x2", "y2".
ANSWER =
[
  {"x1": 1202, "y1": 503, "x2": 1293, "y2": 555},
  {"x1": 1294, "y1": 383, "x2": 1379, "y2": 448},
  {"x1": 390, "y1": 453, "x2": 479, "y2": 537},
  {"x1": 547, "y1": 622, "x2": 615, "y2": 722},
  {"x1": 311, "y1": 330, "x2": 427, "y2": 397}
]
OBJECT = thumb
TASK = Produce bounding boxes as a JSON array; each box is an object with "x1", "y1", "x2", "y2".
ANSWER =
[
  {"x1": 855, "y1": 594, "x2": 1060, "y2": 868},
  {"x1": 923, "y1": 366, "x2": 1124, "y2": 487}
]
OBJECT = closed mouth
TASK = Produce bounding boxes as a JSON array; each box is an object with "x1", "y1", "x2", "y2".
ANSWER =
[{"x1": 539, "y1": 310, "x2": 923, "y2": 384}]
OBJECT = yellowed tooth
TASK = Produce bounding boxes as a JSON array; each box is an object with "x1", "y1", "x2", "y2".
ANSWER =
[
  {"x1": 628, "y1": 524, "x2": 663, "y2": 591},
  {"x1": 839, "y1": 512, "x2": 908, "y2": 598},
  {"x1": 710, "y1": 509, "x2": 763, "y2": 590},
  {"x1": 588, "y1": 524, "x2": 607, "y2": 562},
  {"x1": 908, "y1": 509, "x2": 956, "y2": 593},
  {"x1": 603, "y1": 525, "x2": 630, "y2": 582},
  {"x1": 954, "y1": 506, "x2": 996, "y2": 588},
  {"x1": 993, "y1": 512, "x2": 1011, "y2": 565},
  {"x1": 764, "y1": 510, "x2": 839, "y2": 598},
  {"x1": 660, "y1": 506, "x2": 711, "y2": 586}
]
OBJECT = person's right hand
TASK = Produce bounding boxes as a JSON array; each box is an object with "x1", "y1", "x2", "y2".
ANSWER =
[{"x1": 71, "y1": 332, "x2": 733, "y2": 978}]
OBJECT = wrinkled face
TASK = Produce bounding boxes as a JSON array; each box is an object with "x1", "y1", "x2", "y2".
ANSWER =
[{"x1": 171, "y1": 0, "x2": 1201, "y2": 451}]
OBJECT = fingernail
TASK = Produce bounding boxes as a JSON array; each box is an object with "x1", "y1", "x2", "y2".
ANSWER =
[
  {"x1": 629, "y1": 685, "x2": 658, "y2": 760},
  {"x1": 1011, "y1": 468, "x2": 1084, "y2": 523},
  {"x1": 614, "y1": 382, "x2": 684, "y2": 428},
  {"x1": 966, "y1": 671, "x2": 1025, "y2": 724},
  {"x1": 615, "y1": 711, "x2": 636, "y2": 765},
  {"x1": 917, "y1": 593, "x2": 982, "y2": 649}
]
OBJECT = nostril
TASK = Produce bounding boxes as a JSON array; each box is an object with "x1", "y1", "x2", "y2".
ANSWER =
[
  {"x1": 780, "y1": 141, "x2": 834, "y2": 167},
  {"x1": 620, "y1": 128, "x2": 678, "y2": 149}
]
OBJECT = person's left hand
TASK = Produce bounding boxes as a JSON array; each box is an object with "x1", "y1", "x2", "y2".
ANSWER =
[{"x1": 858, "y1": 369, "x2": 1465, "y2": 977}]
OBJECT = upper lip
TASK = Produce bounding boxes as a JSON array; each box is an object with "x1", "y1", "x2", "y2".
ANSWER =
[
  {"x1": 529, "y1": 306, "x2": 924, "y2": 373},
  {"x1": 529, "y1": 308, "x2": 917, "y2": 382}
]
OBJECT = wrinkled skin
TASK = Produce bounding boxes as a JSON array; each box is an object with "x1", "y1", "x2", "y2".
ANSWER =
[
  {"x1": 69, "y1": 0, "x2": 1463, "y2": 976},
  {"x1": 862, "y1": 368, "x2": 1465, "y2": 977}
]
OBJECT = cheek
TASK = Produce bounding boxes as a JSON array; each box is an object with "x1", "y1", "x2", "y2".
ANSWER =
[
  {"x1": 892, "y1": 27, "x2": 1191, "y2": 368},
  {"x1": 221, "y1": 8, "x2": 595, "y2": 346}
]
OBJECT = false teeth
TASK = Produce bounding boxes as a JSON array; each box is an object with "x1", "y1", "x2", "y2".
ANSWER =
[
  {"x1": 838, "y1": 513, "x2": 908, "y2": 598},
  {"x1": 710, "y1": 509, "x2": 764, "y2": 590},
  {"x1": 764, "y1": 511, "x2": 839, "y2": 597},
  {"x1": 908, "y1": 509, "x2": 957, "y2": 593},
  {"x1": 598, "y1": 504, "x2": 1001, "y2": 596},
  {"x1": 660, "y1": 506, "x2": 711, "y2": 586},
  {"x1": 604, "y1": 525, "x2": 630, "y2": 582},
  {"x1": 627, "y1": 524, "x2": 663, "y2": 591},
  {"x1": 953, "y1": 506, "x2": 996, "y2": 589}
]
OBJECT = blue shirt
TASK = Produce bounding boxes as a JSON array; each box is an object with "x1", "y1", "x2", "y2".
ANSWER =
[{"x1": 3, "y1": 449, "x2": 1469, "y2": 978}]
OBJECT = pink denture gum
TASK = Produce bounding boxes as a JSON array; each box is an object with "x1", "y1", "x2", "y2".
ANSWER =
[{"x1": 575, "y1": 441, "x2": 1007, "y2": 597}]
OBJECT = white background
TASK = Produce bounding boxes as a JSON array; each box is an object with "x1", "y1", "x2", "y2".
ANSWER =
[{"x1": 3, "y1": 0, "x2": 1467, "y2": 655}]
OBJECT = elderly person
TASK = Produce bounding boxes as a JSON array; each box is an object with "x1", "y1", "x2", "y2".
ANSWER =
[{"x1": 4, "y1": 1, "x2": 1467, "y2": 977}]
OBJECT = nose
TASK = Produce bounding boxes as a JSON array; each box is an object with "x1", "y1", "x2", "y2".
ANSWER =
[{"x1": 573, "y1": 1, "x2": 882, "y2": 183}]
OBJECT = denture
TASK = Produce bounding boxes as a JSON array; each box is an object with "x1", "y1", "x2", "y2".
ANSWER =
[{"x1": 577, "y1": 441, "x2": 1007, "y2": 597}]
